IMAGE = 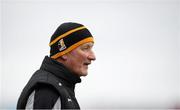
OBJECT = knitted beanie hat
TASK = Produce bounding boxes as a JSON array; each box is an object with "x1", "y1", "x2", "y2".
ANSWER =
[{"x1": 49, "y1": 22, "x2": 94, "y2": 59}]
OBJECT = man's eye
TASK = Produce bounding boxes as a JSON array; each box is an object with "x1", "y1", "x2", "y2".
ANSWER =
[
  {"x1": 83, "y1": 47, "x2": 88, "y2": 50},
  {"x1": 81, "y1": 46, "x2": 89, "y2": 50}
]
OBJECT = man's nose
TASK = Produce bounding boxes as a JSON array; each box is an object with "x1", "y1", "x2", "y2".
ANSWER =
[{"x1": 88, "y1": 51, "x2": 96, "y2": 61}]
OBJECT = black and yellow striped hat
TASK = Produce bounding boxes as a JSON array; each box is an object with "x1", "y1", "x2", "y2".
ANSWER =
[{"x1": 49, "y1": 22, "x2": 94, "y2": 59}]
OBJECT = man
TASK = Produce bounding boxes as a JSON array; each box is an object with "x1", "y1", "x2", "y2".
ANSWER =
[{"x1": 17, "y1": 22, "x2": 96, "y2": 109}]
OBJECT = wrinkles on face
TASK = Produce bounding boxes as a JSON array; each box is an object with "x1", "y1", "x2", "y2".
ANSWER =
[{"x1": 65, "y1": 42, "x2": 96, "y2": 76}]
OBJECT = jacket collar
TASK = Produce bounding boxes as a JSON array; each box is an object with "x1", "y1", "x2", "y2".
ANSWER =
[{"x1": 40, "y1": 56, "x2": 81, "y2": 87}]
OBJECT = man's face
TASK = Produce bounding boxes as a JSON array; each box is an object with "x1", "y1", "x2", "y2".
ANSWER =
[{"x1": 65, "y1": 42, "x2": 96, "y2": 76}]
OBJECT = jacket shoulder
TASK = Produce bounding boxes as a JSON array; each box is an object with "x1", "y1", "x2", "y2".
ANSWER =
[
  {"x1": 17, "y1": 69, "x2": 77, "y2": 109},
  {"x1": 26, "y1": 83, "x2": 60, "y2": 109}
]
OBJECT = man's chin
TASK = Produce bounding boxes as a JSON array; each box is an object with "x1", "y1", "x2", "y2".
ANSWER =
[{"x1": 80, "y1": 72, "x2": 88, "y2": 77}]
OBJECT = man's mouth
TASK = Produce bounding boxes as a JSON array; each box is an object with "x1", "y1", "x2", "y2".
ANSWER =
[{"x1": 84, "y1": 62, "x2": 91, "y2": 66}]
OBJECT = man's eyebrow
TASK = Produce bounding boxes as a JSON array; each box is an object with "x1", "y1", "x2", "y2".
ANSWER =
[{"x1": 86, "y1": 44, "x2": 93, "y2": 47}]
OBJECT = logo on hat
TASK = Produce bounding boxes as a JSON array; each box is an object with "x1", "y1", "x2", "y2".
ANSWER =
[{"x1": 58, "y1": 39, "x2": 66, "y2": 51}]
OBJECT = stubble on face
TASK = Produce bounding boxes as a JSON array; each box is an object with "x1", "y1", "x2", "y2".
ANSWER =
[
  {"x1": 64, "y1": 42, "x2": 95, "y2": 77},
  {"x1": 67, "y1": 49, "x2": 88, "y2": 76}
]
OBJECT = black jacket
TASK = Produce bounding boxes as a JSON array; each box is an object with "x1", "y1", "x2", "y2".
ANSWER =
[{"x1": 17, "y1": 56, "x2": 81, "y2": 109}]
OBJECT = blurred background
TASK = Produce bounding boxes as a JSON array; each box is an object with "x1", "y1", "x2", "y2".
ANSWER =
[{"x1": 0, "y1": 0, "x2": 180, "y2": 109}]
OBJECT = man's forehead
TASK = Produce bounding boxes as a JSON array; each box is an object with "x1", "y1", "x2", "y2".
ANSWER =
[
  {"x1": 69, "y1": 42, "x2": 94, "y2": 54},
  {"x1": 81, "y1": 42, "x2": 94, "y2": 47}
]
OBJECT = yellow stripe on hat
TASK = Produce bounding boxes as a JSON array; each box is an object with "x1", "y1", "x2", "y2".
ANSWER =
[
  {"x1": 49, "y1": 26, "x2": 86, "y2": 46},
  {"x1": 51, "y1": 37, "x2": 94, "y2": 59}
]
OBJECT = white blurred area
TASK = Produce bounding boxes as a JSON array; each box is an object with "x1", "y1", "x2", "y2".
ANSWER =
[
  {"x1": 1, "y1": 0, "x2": 180, "y2": 109},
  {"x1": 0, "y1": 0, "x2": 2, "y2": 108}
]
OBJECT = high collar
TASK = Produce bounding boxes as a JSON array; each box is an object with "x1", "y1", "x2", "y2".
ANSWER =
[{"x1": 40, "y1": 56, "x2": 81, "y2": 88}]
